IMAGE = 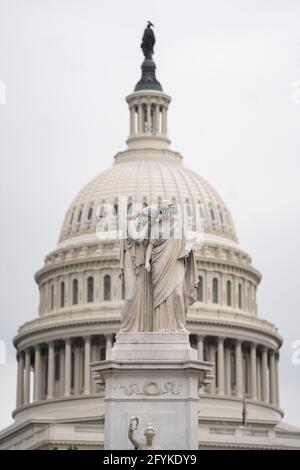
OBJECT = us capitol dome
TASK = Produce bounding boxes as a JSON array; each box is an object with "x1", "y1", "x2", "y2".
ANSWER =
[{"x1": 1, "y1": 31, "x2": 300, "y2": 450}]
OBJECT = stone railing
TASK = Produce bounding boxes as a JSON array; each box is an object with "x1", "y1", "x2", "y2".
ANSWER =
[
  {"x1": 200, "y1": 426, "x2": 300, "y2": 448},
  {"x1": 189, "y1": 308, "x2": 278, "y2": 333}
]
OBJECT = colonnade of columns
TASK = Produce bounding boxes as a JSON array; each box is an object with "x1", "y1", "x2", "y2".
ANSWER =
[
  {"x1": 129, "y1": 102, "x2": 168, "y2": 136},
  {"x1": 15, "y1": 333, "x2": 280, "y2": 410},
  {"x1": 195, "y1": 335, "x2": 280, "y2": 406},
  {"x1": 16, "y1": 334, "x2": 114, "y2": 408}
]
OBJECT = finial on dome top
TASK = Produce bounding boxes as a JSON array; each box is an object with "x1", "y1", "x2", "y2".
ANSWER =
[{"x1": 135, "y1": 22, "x2": 163, "y2": 92}]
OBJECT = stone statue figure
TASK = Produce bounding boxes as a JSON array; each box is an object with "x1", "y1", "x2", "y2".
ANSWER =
[
  {"x1": 141, "y1": 21, "x2": 155, "y2": 59},
  {"x1": 145, "y1": 201, "x2": 198, "y2": 332},
  {"x1": 128, "y1": 417, "x2": 161, "y2": 450},
  {"x1": 118, "y1": 201, "x2": 198, "y2": 333},
  {"x1": 119, "y1": 208, "x2": 153, "y2": 332}
]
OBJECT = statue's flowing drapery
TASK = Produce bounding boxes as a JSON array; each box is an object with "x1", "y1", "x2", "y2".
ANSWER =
[
  {"x1": 119, "y1": 238, "x2": 153, "y2": 332},
  {"x1": 150, "y1": 230, "x2": 198, "y2": 332}
]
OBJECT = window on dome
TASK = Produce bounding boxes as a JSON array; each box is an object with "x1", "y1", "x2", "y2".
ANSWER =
[
  {"x1": 197, "y1": 276, "x2": 203, "y2": 302},
  {"x1": 238, "y1": 283, "x2": 243, "y2": 309},
  {"x1": 127, "y1": 203, "x2": 133, "y2": 215},
  {"x1": 210, "y1": 208, "x2": 215, "y2": 221},
  {"x1": 72, "y1": 279, "x2": 78, "y2": 305},
  {"x1": 70, "y1": 211, "x2": 74, "y2": 225},
  {"x1": 113, "y1": 204, "x2": 119, "y2": 216},
  {"x1": 185, "y1": 203, "x2": 192, "y2": 217},
  {"x1": 77, "y1": 209, "x2": 82, "y2": 224},
  {"x1": 50, "y1": 285, "x2": 54, "y2": 310},
  {"x1": 226, "y1": 280, "x2": 232, "y2": 306},
  {"x1": 219, "y1": 210, "x2": 224, "y2": 224},
  {"x1": 198, "y1": 204, "x2": 204, "y2": 219},
  {"x1": 104, "y1": 274, "x2": 111, "y2": 301},
  {"x1": 97, "y1": 204, "x2": 107, "y2": 218},
  {"x1": 87, "y1": 207, "x2": 93, "y2": 221},
  {"x1": 87, "y1": 276, "x2": 94, "y2": 303},
  {"x1": 212, "y1": 278, "x2": 219, "y2": 303},
  {"x1": 60, "y1": 281, "x2": 65, "y2": 308}
]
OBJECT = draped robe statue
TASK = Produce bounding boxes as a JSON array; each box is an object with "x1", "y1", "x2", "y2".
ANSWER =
[
  {"x1": 145, "y1": 202, "x2": 198, "y2": 332},
  {"x1": 119, "y1": 210, "x2": 153, "y2": 332},
  {"x1": 118, "y1": 202, "x2": 198, "y2": 333}
]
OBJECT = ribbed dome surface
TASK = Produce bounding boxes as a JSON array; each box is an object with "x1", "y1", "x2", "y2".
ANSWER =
[{"x1": 59, "y1": 153, "x2": 237, "y2": 244}]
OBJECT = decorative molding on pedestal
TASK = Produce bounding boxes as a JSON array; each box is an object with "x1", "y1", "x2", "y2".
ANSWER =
[{"x1": 91, "y1": 332, "x2": 213, "y2": 450}]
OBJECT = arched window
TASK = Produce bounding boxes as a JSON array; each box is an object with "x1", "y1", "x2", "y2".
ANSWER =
[
  {"x1": 219, "y1": 210, "x2": 224, "y2": 224},
  {"x1": 238, "y1": 283, "x2": 243, "y2": 309},
  {"x1": 77, "y1": 209, "x2": 82, "y2": 223},
  {"x1": 87, "y1": 207, "x2": 93, "y2": 220},
  {"x1": 104, "y1": 274, "x2": 111, "y2": 301},
  {"x1": 212, "y1": 278, "x2": 219, "y2": 304},
  {"x1": 70, "y1": 211, "x2": 74, "y2": 226},
  {"x1": 72, "y1": 279, "x2": 78, "y2": 305},
  {"x1": 50, "y1": 285, "x2": 54, "y2": 310},
  {"x1": 87, "y1": 276, "x2": 94, "y2": 303},
  {"x1": 60, "y1": 281, "x2": 65, "y2": 308},
  {"x1": 210, "y1": 208, "x2": 215, "y2": 221},
  {"x1": 197, "y1": 276, "x2": 203, "y2": 301},
  {"x1": 113, "y1": 203, "x2": 119, "y2": 216},
  {"x1": 127, "y1": 203, "x2": 133, "y2": 215},
  {"x1": 226, "y1": 280, "x2": 232, "y2": 306}
]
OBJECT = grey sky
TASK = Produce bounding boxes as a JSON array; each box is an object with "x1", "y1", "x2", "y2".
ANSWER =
[{"x1": 0, "y1": 0, "x2": 300, "y2": 429}]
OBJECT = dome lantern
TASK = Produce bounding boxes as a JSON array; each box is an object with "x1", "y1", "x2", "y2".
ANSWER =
[{"x1": 126, "y1": 23, "x2": 171, "y2": 150}]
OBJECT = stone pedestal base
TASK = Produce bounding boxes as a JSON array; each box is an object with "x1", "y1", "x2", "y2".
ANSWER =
[{"x1": 91, "y1": 332, "x2": 212, "y2": 450}]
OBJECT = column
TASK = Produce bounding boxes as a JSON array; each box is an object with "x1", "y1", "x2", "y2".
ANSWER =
[
  {"x1": 105, "y1": 334, "x2": 113, "y2": 356},
  {"x1": 34, "y1": 344, "x2": 41, "y2": 402},
  {"x1": 138, "y1": 104, "x2": 143, "y2": 133},
  {"x1": 64, "y1": 338, "x2": 71, "y2": 397},
  {"x1": 269, "y1": 349, "x2": 277, "y2": 405},
  {"x1": 217, "y1": 337, "x2": 225, "y2": 395},
  {"x1": 16, "y1": 351, "x2": 24, "y2": 407},
  {"x1": 24, "y1": 348, "x2": 31, "y2": 405},
  {"x1": 235, "y1": 340, "x2": 243, "y2": 398},
  {"x1": 261, "y1": 346, "x2": 268, "y2": 403},
  {"x1": 275, "y1": 353, "x2": 280, "y2": 406},
  {"x1": 162, "y1": 106, "x2": 167, "y2": 134},
  {"x1": 146, "y1": 103, "x2": 151, "y2": 132},
  {"x1": 155, "y1": 104, "x2": 160, "y2": 133},
  {"x1": 197, "y1": 335, "x2": 204, "y2": 361},
  {"x1": 257, "y1": 355, "x2": 261, "y2": 401},
  {"x1": 209, "y1": 343, "x2": 216, "y2": 394},
  {"x1": 130, "y1": 106, "x2": 135, "y2": 135},
  {"x1": 84, "y1": 336, "x2": 91, "y2": 395},
  {"x1": 250, "y1": 342, "x2": 257, "y2": 400},
  {"x1": 47, "y1": 341, "x2": 55, "y2": 399},
  {"x1": 225, "y1": 346, "x2": 231, "y2": 396},
  {"x1": 74, "y1": 344, "x2": 81, "y2": 395}
]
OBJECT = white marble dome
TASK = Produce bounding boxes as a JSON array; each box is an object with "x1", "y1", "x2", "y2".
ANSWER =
[{"x1": 59, "y1": 149, "x2": 237, "y2": 246}]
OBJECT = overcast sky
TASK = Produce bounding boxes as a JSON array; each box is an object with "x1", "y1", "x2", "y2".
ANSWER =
[{"x1": 0, "y1": 0, "x2": 300, "y2": 431}]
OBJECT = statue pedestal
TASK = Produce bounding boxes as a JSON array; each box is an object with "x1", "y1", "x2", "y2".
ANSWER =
[{"x1": 91, "y1": 332, "x2": 212, "y2": 450}]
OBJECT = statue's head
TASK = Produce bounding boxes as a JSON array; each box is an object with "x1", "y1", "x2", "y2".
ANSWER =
[
  {"x1": 139, "y1": 205, "x2": 159, "y2": 224},
  {"x1": 147, "y1": 21, "x2": 154, "y2": 28},
  {"x1": 144, "y1": 423, "x2": 155, "y2": 444},
  {"x1": 158, "y1": 200, "x2": 176, "y2": 220}
]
